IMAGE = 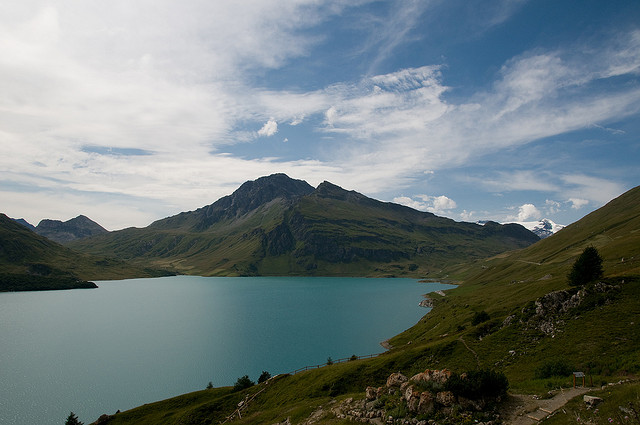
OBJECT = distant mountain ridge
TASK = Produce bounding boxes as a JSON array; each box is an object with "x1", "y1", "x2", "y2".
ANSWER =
[
  {"x1": 69, "y1": 174, "x2": 539, "y2": 277},
  {"x1": 35, "y1": 215, "x2": 108, "y2": 243},
  {"x1": 509, "y1": 218, "x2": 565, "y2": 238},
  {"x1": 14, "y1": 215, "x2": 108, "y2": 244},
  {"x1": 0, "y1": 214, "x2": 167, "y2": 291}
]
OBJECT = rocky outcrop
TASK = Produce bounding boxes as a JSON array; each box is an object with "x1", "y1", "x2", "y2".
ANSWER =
[
  {"x1": 514, "y1": 282, "x2": 620, "y2": 337},
  {"x1": 349, "y1": 369, "x2": 502, "y2": 424}
]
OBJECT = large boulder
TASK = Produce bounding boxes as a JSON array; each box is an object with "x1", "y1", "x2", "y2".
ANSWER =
[
  {"x1": 418, "y1": 391, "x2": 435, "y2": 415},
  {"x1": 409, "y1": 369, "x2": 452, "y2": 385},
  {"x1": 386, "y1": 372, "x2": 408, "y2": 388},
  {"x1": 436, "y1": 391, "x2": 456, "y2": 407}
]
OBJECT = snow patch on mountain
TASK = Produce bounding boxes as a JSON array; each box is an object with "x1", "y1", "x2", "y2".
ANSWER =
[
  {"x1": 507, "y1": 219, "x2": 565, "y2": 238},
  {"x1": 477, "y1": 218, "x2": 565, "y2": 238}
]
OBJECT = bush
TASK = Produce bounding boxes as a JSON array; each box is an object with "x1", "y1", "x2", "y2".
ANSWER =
[
  {"x1": 233, "y1": 375, "x2": 255, "y2": 391},
  {"x1": 326, "y1": 357, "x2": 333, "y2": 365},
  {"x1": 535, "y1": 359, "x2": 574, "y2": 379},
  {"x1": 258, "y1": 371, "x2": 271, "y2": 384},
  {"x1": 471, "y1": 311, "x2": 490, "y2": 326},
  {"x1": 568, "y1": 246, "x2": 603, "y2": 286},
  {"x1": 444, "y1": 369, "x2": 509, "y2": 400}
]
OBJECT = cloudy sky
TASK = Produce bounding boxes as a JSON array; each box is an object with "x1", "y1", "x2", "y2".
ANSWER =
[{"x1": 2, "y1": 0, "x2": 639, "y2": 230}]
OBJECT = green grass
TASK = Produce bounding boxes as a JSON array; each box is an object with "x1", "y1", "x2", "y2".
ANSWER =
[{"x1": 544, "y1": 381, "x2": 640, "y2": 425}]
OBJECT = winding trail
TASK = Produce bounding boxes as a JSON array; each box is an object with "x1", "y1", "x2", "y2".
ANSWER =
[
  {"x1": 503, "y1": 387, "x2": 593, "y2": 425},
  {"x1": 458, "y1": 336, "x2": 481, "y2": 367}
]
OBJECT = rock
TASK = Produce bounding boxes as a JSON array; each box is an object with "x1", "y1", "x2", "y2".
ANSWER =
[
  {"x1": 402, "y1": 384, "x2": 416, "y2": 402},
  {"x1": 584, "y1": 395, "x2": 603, "y2": 408},
  {"x1": 95, "y1": 415, "x2": 111, "y2": 424},
  {"x1": 419, "y1": 297, "x2": 434, "y2": 308},
  {"x1": 458, "y1": 396, "x2": 485, "y2": 411},
  {"x1": 407, "y1": 391, "x2": 421, "y2": 413},
  {"x1": 387, "y1": 372, "x2": 408, "y2": 388},
  {"x1": 366, "y1": 386, "x2": 378, "y2": 400},
  {"x1": 436, "y1": 391, "x2": 456, "y2": 407},
  {"x1": 418, "y1": 391, "x2": 435, "y2": 415}
]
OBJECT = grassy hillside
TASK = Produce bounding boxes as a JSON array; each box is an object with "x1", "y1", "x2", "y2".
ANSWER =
[
  {"x1": 0, "y1": 213, "x2": 170, "y2": 290},
  {"x1": 88, "y1": 186, "x2": 640, "y2": 424}
]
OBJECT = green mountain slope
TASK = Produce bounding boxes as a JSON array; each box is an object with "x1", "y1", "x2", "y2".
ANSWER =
[
  {"x1": 0, "y1": 213, "x2": 169, "y2": 290},
  {"x1": 70, "y1": 174, "x2": 539, "y2": 276},
  {"x1": 89, "y1": 185, "x2": 640, "y2": 425}
]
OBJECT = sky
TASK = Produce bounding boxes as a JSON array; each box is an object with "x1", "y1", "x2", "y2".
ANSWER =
[{"x1": 1, "y1": 0, "x2": 639, "y2": 231}]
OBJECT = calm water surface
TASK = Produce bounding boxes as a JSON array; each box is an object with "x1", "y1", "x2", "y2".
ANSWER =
[{"x1": 0, "y1": 276, "x2": 455, "y2": 425}]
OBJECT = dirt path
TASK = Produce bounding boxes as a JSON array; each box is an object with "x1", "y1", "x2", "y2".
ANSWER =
[
  {"x1": 503, "y1": 387, "x2": 593, "y2": 425},
  {"x1": 458, "y1": 336, "x2": 481, "y2": 367}
]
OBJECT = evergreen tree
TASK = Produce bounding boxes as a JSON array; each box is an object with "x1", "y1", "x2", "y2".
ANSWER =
[
  {"x1": 568, "y1": 246, "x2": 604, "y2": 286},
  {"x1": 65, "y1": 412, "x2": 84, "y2": 425},
  {"x1": 258, "y1": 371, "x2": 271, "y2": 384},
  {"x1": 233, "y1": 375, "x2": 255, "y2": 391}
]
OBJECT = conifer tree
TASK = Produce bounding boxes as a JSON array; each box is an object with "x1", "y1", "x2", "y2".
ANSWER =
[
  {"x1": 568, "y1": 246, "x2": 604, "y2": 286},
  {"x1": 65, "y1": 412, "x2": 84, "y2": 425}
]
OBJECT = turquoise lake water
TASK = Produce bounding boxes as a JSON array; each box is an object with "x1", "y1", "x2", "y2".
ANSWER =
[{"x1": 0, "y1": 276, "x2": 455, "y2": 425}]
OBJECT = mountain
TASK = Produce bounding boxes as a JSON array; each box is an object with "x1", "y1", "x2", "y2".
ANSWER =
[
  {"x1": 86, "y1": 185, "x2": 640, "y2": 425},
  {"x1": 69, "y1": 174, "x2": 539, "y2": 277},
  {"x1": 34, "y1": 214, "x2": 108, "y2": 243},
  {"x1": 12, "y1": 218, "x2": 36, "y2": 231},
  {"x1": 506, "y1": 218, "x2": 565, "y2": 238},
  {"x1": 0, "y1": 213, "x2": 170, "y2": 291}
]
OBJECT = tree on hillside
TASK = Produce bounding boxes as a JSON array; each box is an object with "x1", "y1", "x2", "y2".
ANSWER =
[
  {"x1": 568, "y1": 246, "x2": 604, "y2": 286},
  {"x1": 65, "y1": 412, "x2": 84, "y2": 425},
  {"x1": 233, "y1": 375, "x2": 255, "y2": 391},
  {"x1": 258, "y1": 371, "x2": 271, "y2": 384}
]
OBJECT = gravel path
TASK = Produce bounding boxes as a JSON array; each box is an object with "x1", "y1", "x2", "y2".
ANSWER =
[{"x1": 504, "y1": 387, "x2": 593, "y2": 425}]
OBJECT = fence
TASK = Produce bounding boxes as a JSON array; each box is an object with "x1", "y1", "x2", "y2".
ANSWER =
[{"x1": 290, "y1": 353, "x2": 382, "y2": 375}]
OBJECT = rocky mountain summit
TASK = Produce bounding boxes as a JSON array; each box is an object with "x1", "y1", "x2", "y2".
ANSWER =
[{"x1": 19, "y1": 215, "x2": 109, "y2": 244}]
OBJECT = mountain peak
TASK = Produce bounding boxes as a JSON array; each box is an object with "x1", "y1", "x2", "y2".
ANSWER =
[
  {"x1": 34, "y1": 215, "x2": 107, "y2": 244},
  {"x1": 164, "y1": 174, "x2": 315, "y2": 230},
  {"x1": 504, "y1": 218, "x2": 565, "y2": 239}
]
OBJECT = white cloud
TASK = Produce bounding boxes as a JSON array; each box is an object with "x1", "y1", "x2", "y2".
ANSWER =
[
  {"x1": 517, "y1": 203, "x2": 541, "y2": 221},
  {"x1": 393, "y1": 194, "x2": 457, "y2": 215},
  {"x1": 258, "y1": 119, "x2": 278, "y2": 137},
  {"x1": 545, "y1": 199, "x2": 561, "y2": 214},
  {"x1": 1, "y1": 2, "x2": 638, "y2": 228},
  {"x1": 460, "y1": 210, "x2": 475, "y2": 221},
  {"x1": 569, "y1": 198, "x2": 589, "y2": 209}
]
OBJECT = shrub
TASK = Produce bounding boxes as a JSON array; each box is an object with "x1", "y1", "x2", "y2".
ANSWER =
[
  {"x1": 568, "y1": 246, "x2": 603, "y2": 286},
  {"x1": 206, "y1": 381, "x2": 213, "y2": 389},
  {"x1": 233, "y1": 375, "x2": 255, "y2": 391},
  {"x1": 258, "y1": 371, "x2": 271, "y2": 384},
  {"x1": 535, "y1": 359, "x2": 574, "y2": 379},
  {"x1": 326, "y1": 357, "x2": 333, "y2": 365},
  {"x1": 471, "y1": 311, "x2": 490, "y2": 326},
  {"x1": 444, "y1": 369, "x2": 509, "y2": 400}
]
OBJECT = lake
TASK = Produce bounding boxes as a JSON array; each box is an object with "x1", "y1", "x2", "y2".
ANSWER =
[{"x1": 0, "y1": 276, "x2": 455, "y2": 425}]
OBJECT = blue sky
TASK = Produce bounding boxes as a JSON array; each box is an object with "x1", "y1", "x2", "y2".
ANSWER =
[{"x1": 1, "y1": 0, "x2": 639, "y2": 230}]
